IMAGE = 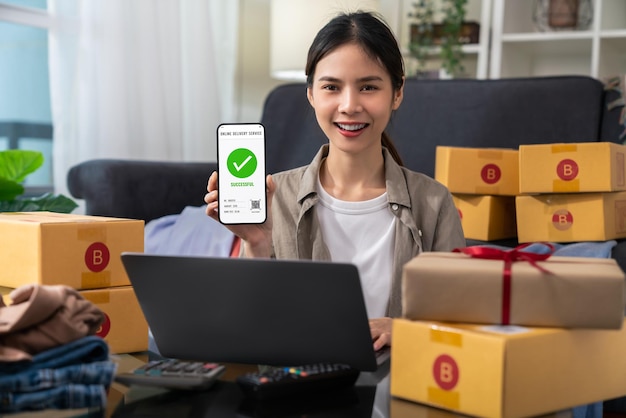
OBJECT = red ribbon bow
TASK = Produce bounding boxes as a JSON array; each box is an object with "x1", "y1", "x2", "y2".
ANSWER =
[{"x1": 453, "y1": 243, "x2": 555, "y2": 325}]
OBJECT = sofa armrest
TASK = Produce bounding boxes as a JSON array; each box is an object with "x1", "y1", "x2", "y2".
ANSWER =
[{"x1": 67, "y1": 159, "x2": 216, "y2": 222}]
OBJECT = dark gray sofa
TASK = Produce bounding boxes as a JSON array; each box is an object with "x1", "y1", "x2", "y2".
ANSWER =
[{"x1": 67, "y1": 75, "x2": 626, "y2": 264}]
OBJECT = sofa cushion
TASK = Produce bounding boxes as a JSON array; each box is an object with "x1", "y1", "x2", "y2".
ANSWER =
[{"x1": 67, "y1": 159, "x2": 215, "y2": 222}]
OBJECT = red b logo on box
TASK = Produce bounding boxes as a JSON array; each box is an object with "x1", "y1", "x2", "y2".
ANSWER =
[
  {"x1": 433, "y1": 354, "x2": 459, "y2": 391},
  {"x1": 96, "y1": 312, "x2": 111, "y2": 338},
  {"x1": 552, "y1": 209, "x2": 574, "y2": 231},
  {"x1": 481, "y1": 164, "x2": 501, "y2": 185},
  {"x1": 85, "y1": 242, "x2": 110, "y2": 272},
  {"x1": 557, "y1": 159, "x2": 579, "y2": 181}
]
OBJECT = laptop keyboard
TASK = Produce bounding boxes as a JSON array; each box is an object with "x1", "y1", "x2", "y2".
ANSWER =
[{"x1": 375, "y1": 347, "x2": 391, "y2": 365}]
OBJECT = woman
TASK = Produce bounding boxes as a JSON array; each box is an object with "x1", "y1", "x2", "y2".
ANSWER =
[{"x1": 205, "y1": 11, "x2": 465, "y2": 351}]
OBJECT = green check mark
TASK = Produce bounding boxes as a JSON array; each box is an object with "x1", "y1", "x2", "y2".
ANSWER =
[
  {"x1": 227, "y1": 148, "x2": 257, "y2": 178},
  {"x1": 233, "y1": 155, "x2": 252, "y2": 172}
]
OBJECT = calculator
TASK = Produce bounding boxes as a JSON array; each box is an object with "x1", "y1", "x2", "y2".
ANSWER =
[{"x1": 115, "y1": 359, "x2": 226, "y2": 391}]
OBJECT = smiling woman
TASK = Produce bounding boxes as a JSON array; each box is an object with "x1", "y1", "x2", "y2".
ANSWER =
[{"x1": 205, "y1": 10, "x2": 466, "y2": 353}]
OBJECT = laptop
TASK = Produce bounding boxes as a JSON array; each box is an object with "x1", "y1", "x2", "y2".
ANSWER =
[{"x1": 121, "y1": 253, "x2": 390, "y2": 371}]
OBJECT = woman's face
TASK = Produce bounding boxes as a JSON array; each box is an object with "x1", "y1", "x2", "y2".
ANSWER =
[{"x1": 307, "y1": 42, "x2": 403, "y2": 158}]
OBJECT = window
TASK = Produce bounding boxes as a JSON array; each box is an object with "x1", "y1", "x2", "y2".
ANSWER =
[{"x1": 0, "y1": 0, "x2": 52, "y2": 193}]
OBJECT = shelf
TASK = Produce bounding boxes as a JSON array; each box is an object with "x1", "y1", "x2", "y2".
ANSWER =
[
  {"x1": 398, "y1": 0, "x2": 626, "y2": 79},
  {"x1": 599, "y1": 37, "x2": 626, "y2": 78},
  {"x1": 462, "y1": 44, "x2": 483, "y2": 54},
  {"x1": 499, "y1": 43, "x2": 592, "y2": 78},
  {"x1": 601, "y1": 0, "x2": 626, "y2": 31},
  {"x1": 491, "y1": 0, "x2": 626, "y2": 79},
  {"x1": 500, "y1": 31, "x2": 593, "y2": 42},
  {"x1": 600, "y1": 29, "x2": 626, "y2": 39},
  {"x1": 500, "y1": 37, "x2": 593, "y2": 55},
  {"x1": 399, "y1": 0, "x2": 490, "y2": 78},
  {"x1": 402, "y1": 44, "x2": 482, "y2": 56}
]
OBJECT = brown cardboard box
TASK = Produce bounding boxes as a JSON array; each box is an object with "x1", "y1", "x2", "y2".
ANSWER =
[
  {"x1": 402, "y1": 251, "x2": 625, "y2": 329},
  {"x1": 519, "y1": 142, "x2": 626, "y2": 194},
  {"x1": 516, "y1": 191, "x2": 626, "y2": 243},
  {"x1": 2, "y1": 286, "x2": 12, "y2": 305},
  {"x1": 435, "y1": 146, "x2": 519, "y2": 196},
  {"x1": 452, "y1": 194, "x2": 517, "y2": 241},
  {"x1": 81, "y1": 286, "x2": 148, "y2": 354},
  {"x1": 391, "y1": 318, "x2": 626, "y2": 418},
  {"x1": 390, "y1": 397, "x2": 570, "y2": 418},
  {"x1": 0, "y1": 212, "x2": 144, "y2": 289}
]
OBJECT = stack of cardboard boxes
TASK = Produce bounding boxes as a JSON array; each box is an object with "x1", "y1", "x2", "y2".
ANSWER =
[
  {"x1": 435, "y1": 146, "x2": 519, "y2": 242},
  {"x1": 517, "y1": 142, "x2": 626, "y2": 243},
  {"x1": 0, "y1": 212, "x2": 148, "y2": 354},
  {"x1": 390, "y1": 143, "x2": 626, "y2": 417},
  {"x1": 436, "y1": 142, "x2": 626, "y2": 243}
]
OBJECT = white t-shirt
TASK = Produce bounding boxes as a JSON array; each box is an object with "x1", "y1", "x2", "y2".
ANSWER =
[{"x1": 316, "y1": 177, "x2": 396, "y2": 318}]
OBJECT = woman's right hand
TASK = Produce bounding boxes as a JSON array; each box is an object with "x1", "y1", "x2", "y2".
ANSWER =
[{"x1": 204, "y1": 171, "x2": 275, "y2": 258}]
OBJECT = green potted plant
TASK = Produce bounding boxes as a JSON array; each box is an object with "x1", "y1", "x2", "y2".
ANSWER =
[
  {"x1": 0, "y1": 149, "x2": 78, "y2": 213},
  {"x1": 408, "y1": 0, "x2": 469, "y2": 78}
]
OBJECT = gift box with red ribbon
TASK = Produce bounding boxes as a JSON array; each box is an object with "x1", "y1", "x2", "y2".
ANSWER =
[{"x1": 402, "y1": 244, "x2": 626, "y2": 329}]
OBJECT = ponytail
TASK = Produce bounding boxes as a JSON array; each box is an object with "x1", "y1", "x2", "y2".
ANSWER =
[{"x1": 382, "y1": 132, "x2": 404, "y2": 167}]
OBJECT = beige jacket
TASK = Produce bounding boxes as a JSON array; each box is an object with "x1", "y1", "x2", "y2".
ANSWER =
[
  {"x1": 0, "y1": 284, "x2": 104, "y2": 361},
  {"x1": 270, "y1": 145, "x2": 465, "y2": 317}
]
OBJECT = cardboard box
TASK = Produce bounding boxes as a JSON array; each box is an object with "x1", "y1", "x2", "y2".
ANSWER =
[
  {"x1": 435, "y1": 146, "x2": 519, "y2": 196},
  {"x1": 453, "y1": 194, "x2": 517, "y2": 241},
  {"x1": 391, "y1": 318, "x2": 626, "y2": 418},
  {"x1": 390, "y1": 396, "x2": 569, "y2": 418},
  {"x1": 80, "y1": 286, "x2": 148, "y2": 354},
  {"x1": 519, "y1": 142, "x2": 626, "y2": 194},
  {"x1": 1, "y1": 285, "x2": 148, "y2": 354},
  {"x1": 402, "y1": 252, "x2": 625, "y2": 329},
  {"x1": 516, "y1": 191, "x2": 626, "y2": 243},
  {"x1": 0, "y1": 212, "x2": 144, "y2": 289}
]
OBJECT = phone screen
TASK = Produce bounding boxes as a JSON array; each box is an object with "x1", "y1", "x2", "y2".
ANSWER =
[{"x1": 217, "y1": 123, "x2": 267, "y2": 224}]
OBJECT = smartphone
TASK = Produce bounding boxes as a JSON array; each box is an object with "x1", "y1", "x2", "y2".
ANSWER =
[{"x1": 217, "y1": 123, "x2": 267, "y2": 224}]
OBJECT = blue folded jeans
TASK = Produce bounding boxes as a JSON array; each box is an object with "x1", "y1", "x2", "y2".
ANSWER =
[
  {"x1": 0, "y1": 335, "x2": 109, "y2": 375},
  {"x1": 0, "y1": 383, "x2": 108, "y2": 413},
  {"x1": 0, "y1": 336, "x2": 114, "y2": 413},
  {"x1": 0, "y1": 361, "x2": 116, "y2": 392}
]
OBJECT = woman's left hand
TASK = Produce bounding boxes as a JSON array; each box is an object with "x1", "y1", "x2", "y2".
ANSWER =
[{"x1": 369, "y1": 317, "x2": 393, "y2": 351}]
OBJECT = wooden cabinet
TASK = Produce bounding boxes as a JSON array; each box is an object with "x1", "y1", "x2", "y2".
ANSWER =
[{"x1": 490, "y1": 0, "x2": 626, "y2": 79}]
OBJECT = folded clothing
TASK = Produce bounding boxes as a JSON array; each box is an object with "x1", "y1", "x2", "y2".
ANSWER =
[
  {"x1": 0, "y1": 335, "x2": 110, "y2": 375},
  {"x1": 1, "y1": 383, "x2": 109, "y2": 413},
  {"x1": 0, "y1": 360, "x2": 116, "y2": 392},
  {"x1": 0, "y1": 286, "x2": 113, "y2": 414},
  {"x1": 0, "y1": 336, "x2": 115, "y2": 413},
  {"x1": 0, "y1": 284, "x2": 105, "y2": 362}
]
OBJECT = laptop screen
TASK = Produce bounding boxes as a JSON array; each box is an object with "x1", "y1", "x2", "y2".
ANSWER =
[{"x1": 121, "y1": 253, "x2": 379, "y2": 371}]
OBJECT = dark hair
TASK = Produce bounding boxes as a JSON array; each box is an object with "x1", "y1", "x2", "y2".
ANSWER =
[{"x1": 305, "y1": 11, "x2": 405, "y2": 166}]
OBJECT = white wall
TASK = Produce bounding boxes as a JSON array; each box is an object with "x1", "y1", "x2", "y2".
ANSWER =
[
  {"x1": 237, "y1": 0, "x2": 283, "y2": 123},
  {"x1": 236, "y1": 0, "x2": 403, "y2": 124}
]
